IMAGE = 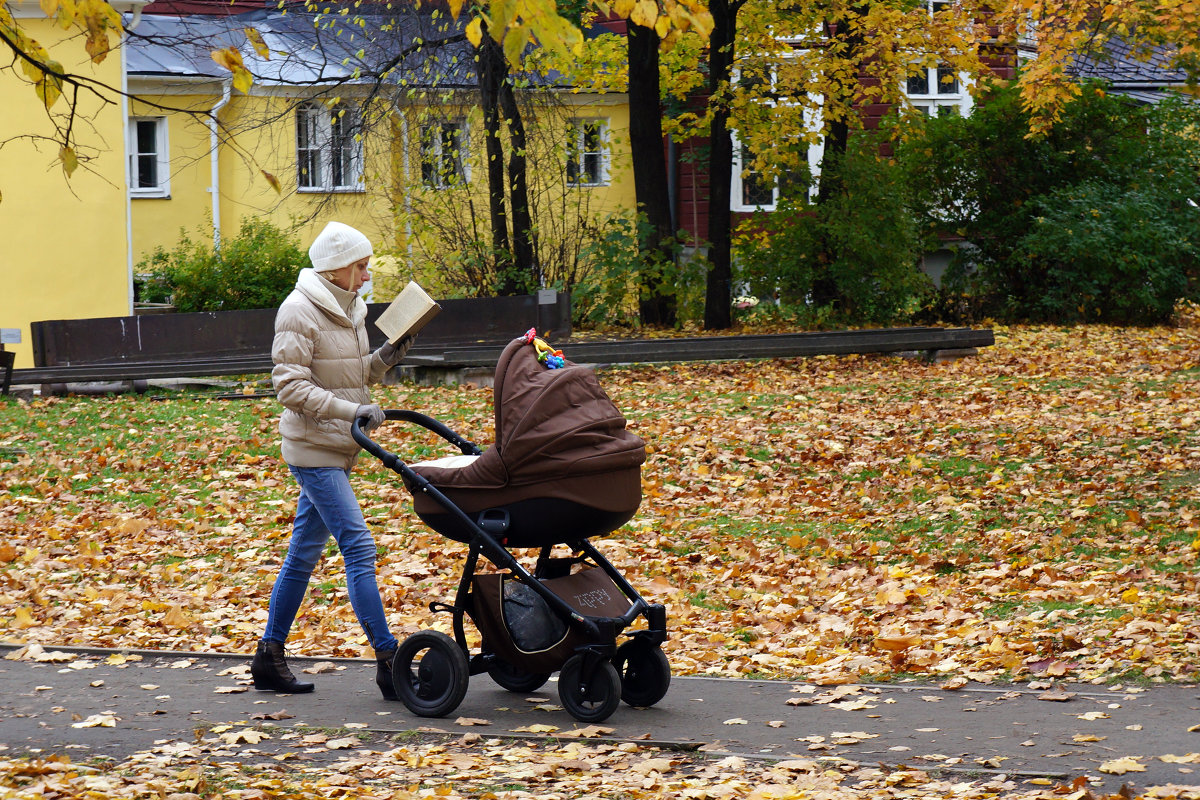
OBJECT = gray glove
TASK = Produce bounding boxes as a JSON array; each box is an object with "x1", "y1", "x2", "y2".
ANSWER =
[
  {"x1": 376, "y1": 335, "x2": 415, "y2": 367},
  {"x1": 355, "y1": 403, "x2": 386, "y2": 432}
]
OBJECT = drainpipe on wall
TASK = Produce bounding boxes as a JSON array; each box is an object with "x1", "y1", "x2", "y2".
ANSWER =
[
  {"x1": 400, "y1": 113, "x2": 414, "y2": 273},
  {"x1": 666, "y1": 134, "x2": 678, "y2": 238},
  {"x1": 209, "y1": 80, "x2": 232, "y2": 251},
  {"x1": 121, "y1": 4, "x2": 145, "y2": 314}
]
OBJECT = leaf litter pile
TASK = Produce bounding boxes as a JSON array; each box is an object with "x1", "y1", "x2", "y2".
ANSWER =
[{"x1": 1, "y1": 323, "x2": 1199, "y2": 799}]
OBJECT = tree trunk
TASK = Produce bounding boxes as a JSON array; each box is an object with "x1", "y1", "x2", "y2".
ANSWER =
[
  {"x1": 703, "y1": 0, "x2": 739, "y2": 330},
  {"x1": 627, "y1": 22, "x2": 677, "y2": 327},
  {"x1": 812, "y1": 9, "x2": 865, "y2": 309},
  {"x1": 812, "y1": 116, "x2": 848, "y2": 308},
  {"x1": 497, "y1": 77, "x2": 536, "y2": 290},
  {"x1": 478, "y1": 34, "x2": 514, "y2": 294}
]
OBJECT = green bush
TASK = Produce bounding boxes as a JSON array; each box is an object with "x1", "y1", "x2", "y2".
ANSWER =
[
  {"x1": 733, "y1": 202, "x2": 821, "y2": 310},
  {"x1": 567, "y1": 214, "x2": 643, "y2": 327},
  {"x1": 901, "y1": 84, "x2": 1200, "y2": 323},
  {"x1": 1015, "y1": 181, "x2": 1197, "y2": 324},
  {"x1": 568, "y1": 212, "x2": 702, "y2": 328},
  {"x1": 137, "y1": 218, "x2": 307, "y2": 312},
  {"x1": 733, "y1": 135, "x2": 930, "y2": 326}
]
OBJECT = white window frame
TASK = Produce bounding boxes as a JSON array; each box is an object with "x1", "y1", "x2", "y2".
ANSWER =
[
  {"x1": 296, "y1": 102, "x2": 364, "y2": 192},
  {"x1": 128, "y1": 116, "x2": 169, "y2": 198},
  {"x1": 566, "y1": 118, "x2": 609, "y2": 187},
  {"x1": 419, "y1": 120, "x2": 469, "y2": 189},
  {"x1": 730, "y1": 51, "x2": 824, "y2": 212},
  {"x1": 732, "y1": 132, "x2": 781, "y2": 211},
  {"x1": 904, "y1": 0, "x2": 974, "y2": 118},
  {"x1": 904, "y1": 62, "x2": 974, "y2": 118}
]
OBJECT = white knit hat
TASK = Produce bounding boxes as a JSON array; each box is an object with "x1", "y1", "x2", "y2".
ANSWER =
[{"x1": 308, "y1": 221, "x2": 373, "y2": 272}]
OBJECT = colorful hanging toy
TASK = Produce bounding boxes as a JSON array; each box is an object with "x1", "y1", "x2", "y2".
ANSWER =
[{"x1": 522, "y1": 327, "x2": 566, "y2": 369}]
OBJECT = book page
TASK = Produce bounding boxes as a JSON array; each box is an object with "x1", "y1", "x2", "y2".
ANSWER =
[{"x1": 375, "y1": 281, "x2": 441, "y2": 343}]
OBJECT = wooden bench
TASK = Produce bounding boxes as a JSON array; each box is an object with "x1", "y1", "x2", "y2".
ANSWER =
[
  {"x1": 0, "y1": 350, "x2": 13, "y2": 397},
  {"x1": 0, "y1": 328, "x2": 20, "y2": 396},
  {"x1": 409, "y1": 327, "x2": 995, "y2": 370},
  {"x1": 6, "y1": 292, "x2": 570, "y2": 393},
  {"x1": 5, "y1": 298, "x2": 994, "y2": 393}
]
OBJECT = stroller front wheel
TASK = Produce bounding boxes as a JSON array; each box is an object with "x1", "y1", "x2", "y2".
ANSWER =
[
  {"x1": 391, "y1": 630, "x2": 469, "y2": 717},
  {"x1": 614, "y1": 639, "x2": 671, "y2": 708},
  {"x1": 558, "y1": 654, "x2": 621, "y2": 723}
]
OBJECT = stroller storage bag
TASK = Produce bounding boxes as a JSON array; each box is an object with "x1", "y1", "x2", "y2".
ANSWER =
[{"x1": 473, "y1": 568, "x2": 633, "y2": 673}]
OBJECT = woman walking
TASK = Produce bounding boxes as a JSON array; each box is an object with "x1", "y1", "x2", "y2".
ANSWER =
[{"x1": 251, "y1": 221, "x2": 411, "y2": 698}]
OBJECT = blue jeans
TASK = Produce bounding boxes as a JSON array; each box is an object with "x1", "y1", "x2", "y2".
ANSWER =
[{"x1": 263, "y1": 466, "x2": 398, "y2": 653}]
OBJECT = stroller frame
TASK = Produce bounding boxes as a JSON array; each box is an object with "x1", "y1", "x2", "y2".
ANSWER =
[{"x1": 354, "y1": 410, "x2": 669, "y2": 723}]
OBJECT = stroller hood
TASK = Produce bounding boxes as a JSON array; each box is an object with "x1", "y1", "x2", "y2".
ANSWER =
[
  {"x1": 493, "y1": 335, "x2": 646, "y2": 481},
  {"x1": 409, "y1": 336, "x2": 646, "y2": 516}
]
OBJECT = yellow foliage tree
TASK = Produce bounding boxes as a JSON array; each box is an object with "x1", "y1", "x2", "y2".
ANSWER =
[{"x1": 3, "y1": 0, "x2": 1195, "y2": 219}]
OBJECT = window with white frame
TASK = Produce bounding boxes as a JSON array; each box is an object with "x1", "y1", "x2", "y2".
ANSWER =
[
  {"x1": 905, "y1": 63, "x2": 973, "y2": 117},
  {"x1": 733, "y1": 138, "x2": 780, "y2": 209},
  {"x1": 128, "y1": 117, "x2": 169, "y2": 197},
  {"x1": 419, "y1": 121, "x2": 468, "y2": 188},
  {"x1": 296, "y1": 102, "x2": 364, "y2": 192},
  {"x1": 730, "y1": 55, "x2": 825, "y2": 212},
  {"x1": 904, "y1": 0, "x2": 973, "y2": 117},
  {"x1": 731, "y1": 134, "x2": 823, "y2": 212},
  {"x1": 731, "y1": 60, "x2": 785, "y2": 211},
  {"x1": 566, "y1": 119, "x2": 608, "y2": 187}
]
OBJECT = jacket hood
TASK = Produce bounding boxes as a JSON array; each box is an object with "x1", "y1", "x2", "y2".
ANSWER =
[{"x1": 296, "y1": 267, "x2": 367, "y2": 327}]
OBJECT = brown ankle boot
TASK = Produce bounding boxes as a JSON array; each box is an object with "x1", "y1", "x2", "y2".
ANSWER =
[
  {"x1": 251, "y1": 640, "x2": 314, "y2": 694},
  {"x1": 376, "y1": 649, "x2": 398, "y2": 700}
]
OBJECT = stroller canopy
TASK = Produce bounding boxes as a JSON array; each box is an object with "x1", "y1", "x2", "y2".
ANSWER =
[{"x1": 409, "y1": 336, "x2": 646, "y2": 517}]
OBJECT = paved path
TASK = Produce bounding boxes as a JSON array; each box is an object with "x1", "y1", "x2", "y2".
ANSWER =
[{"x1": 2, "y1": 644, "x2": 1199, "y2": 795}]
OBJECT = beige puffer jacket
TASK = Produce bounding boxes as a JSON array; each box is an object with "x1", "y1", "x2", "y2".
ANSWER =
[{"x1": 272, "y1": 268, "x2": 390, "y2": 469}]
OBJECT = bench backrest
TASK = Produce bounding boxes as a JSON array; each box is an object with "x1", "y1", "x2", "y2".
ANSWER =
[{"x1": 30, "y1": 292, "x2": 571, "y2": 368}]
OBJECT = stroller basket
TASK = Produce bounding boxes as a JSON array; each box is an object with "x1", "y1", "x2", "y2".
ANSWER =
[{"x1": 352, "y1": 333, "x2": 669, "y2": 723}]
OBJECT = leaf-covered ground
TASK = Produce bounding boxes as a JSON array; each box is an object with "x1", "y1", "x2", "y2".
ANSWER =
[
  {"x1": 1, "y1": 735, "x2": 1145, "y2": 800},
  {"x1": 1, "y1": 323, "x2": 1198, "y2": 798},
  {"x1": 1, "y1": 325, "x2": 1198, "y2": 680}
]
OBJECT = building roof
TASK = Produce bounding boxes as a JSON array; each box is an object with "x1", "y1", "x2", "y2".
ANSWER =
[
  {"x1": 126, "y1": 6, "x2": 479, "y2": 89},
  {"x1": 142, "y1": 0, "x2": 263, "y2": 14},
  {"x1": 1070, "y1": 38, "x2": 1197, "y2": 103}
]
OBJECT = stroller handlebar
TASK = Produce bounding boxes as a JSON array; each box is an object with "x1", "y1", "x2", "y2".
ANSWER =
[{"x1": 352, "y1": 409, "x2": 482, "y2": 469}]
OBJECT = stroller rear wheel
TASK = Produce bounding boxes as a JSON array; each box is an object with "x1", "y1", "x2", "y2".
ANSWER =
[
  {"x1": 487, "y1": 657, "x2": 551, "y2": 693},
  {"x1": 558, "y1": 653, "x2": 621, "y2": 723},
  {"x1": 614, "y1": 639, "x2": 671, "y2": 708},
  {"x1": 391, "y1": 631, "x2": 469, "y2": 717}
]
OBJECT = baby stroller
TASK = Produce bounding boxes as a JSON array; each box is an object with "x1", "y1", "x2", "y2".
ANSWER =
[{"x1": 352, "y1": 332, "x2": 669, "y2": 723}]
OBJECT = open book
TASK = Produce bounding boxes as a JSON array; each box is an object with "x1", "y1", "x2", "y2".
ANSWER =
[{"x1": 375, "y1": 281, "x2": 441, "y2": 344}]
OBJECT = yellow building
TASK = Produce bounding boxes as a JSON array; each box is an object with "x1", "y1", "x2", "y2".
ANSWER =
[
  {"x1": 0, "y1": 3, "x2": 635, "y2": 368},
  {"x1": 0, "y1": 0, "x2": 147, "y2": 368},
  {"x1": 125, "y1": 11, "x2": 397, "y2": 274}
]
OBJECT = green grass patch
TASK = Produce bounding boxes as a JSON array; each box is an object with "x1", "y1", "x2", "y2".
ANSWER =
[
  {"x1": 978, "y1": 599, "x2": 1126, "y2": 621},
  {"x1": 689, "y1": 590, "x2": 729, "y2": 611}
]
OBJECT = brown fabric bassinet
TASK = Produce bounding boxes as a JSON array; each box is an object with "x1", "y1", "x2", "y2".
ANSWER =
[{"x1": 408, "y1": 336, "x2": 646, "y2": 546}]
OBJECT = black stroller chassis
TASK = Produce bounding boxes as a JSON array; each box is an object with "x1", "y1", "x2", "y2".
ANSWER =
[{"x1": 351, "y1": 337, "x2": 670, "y2": 723}]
